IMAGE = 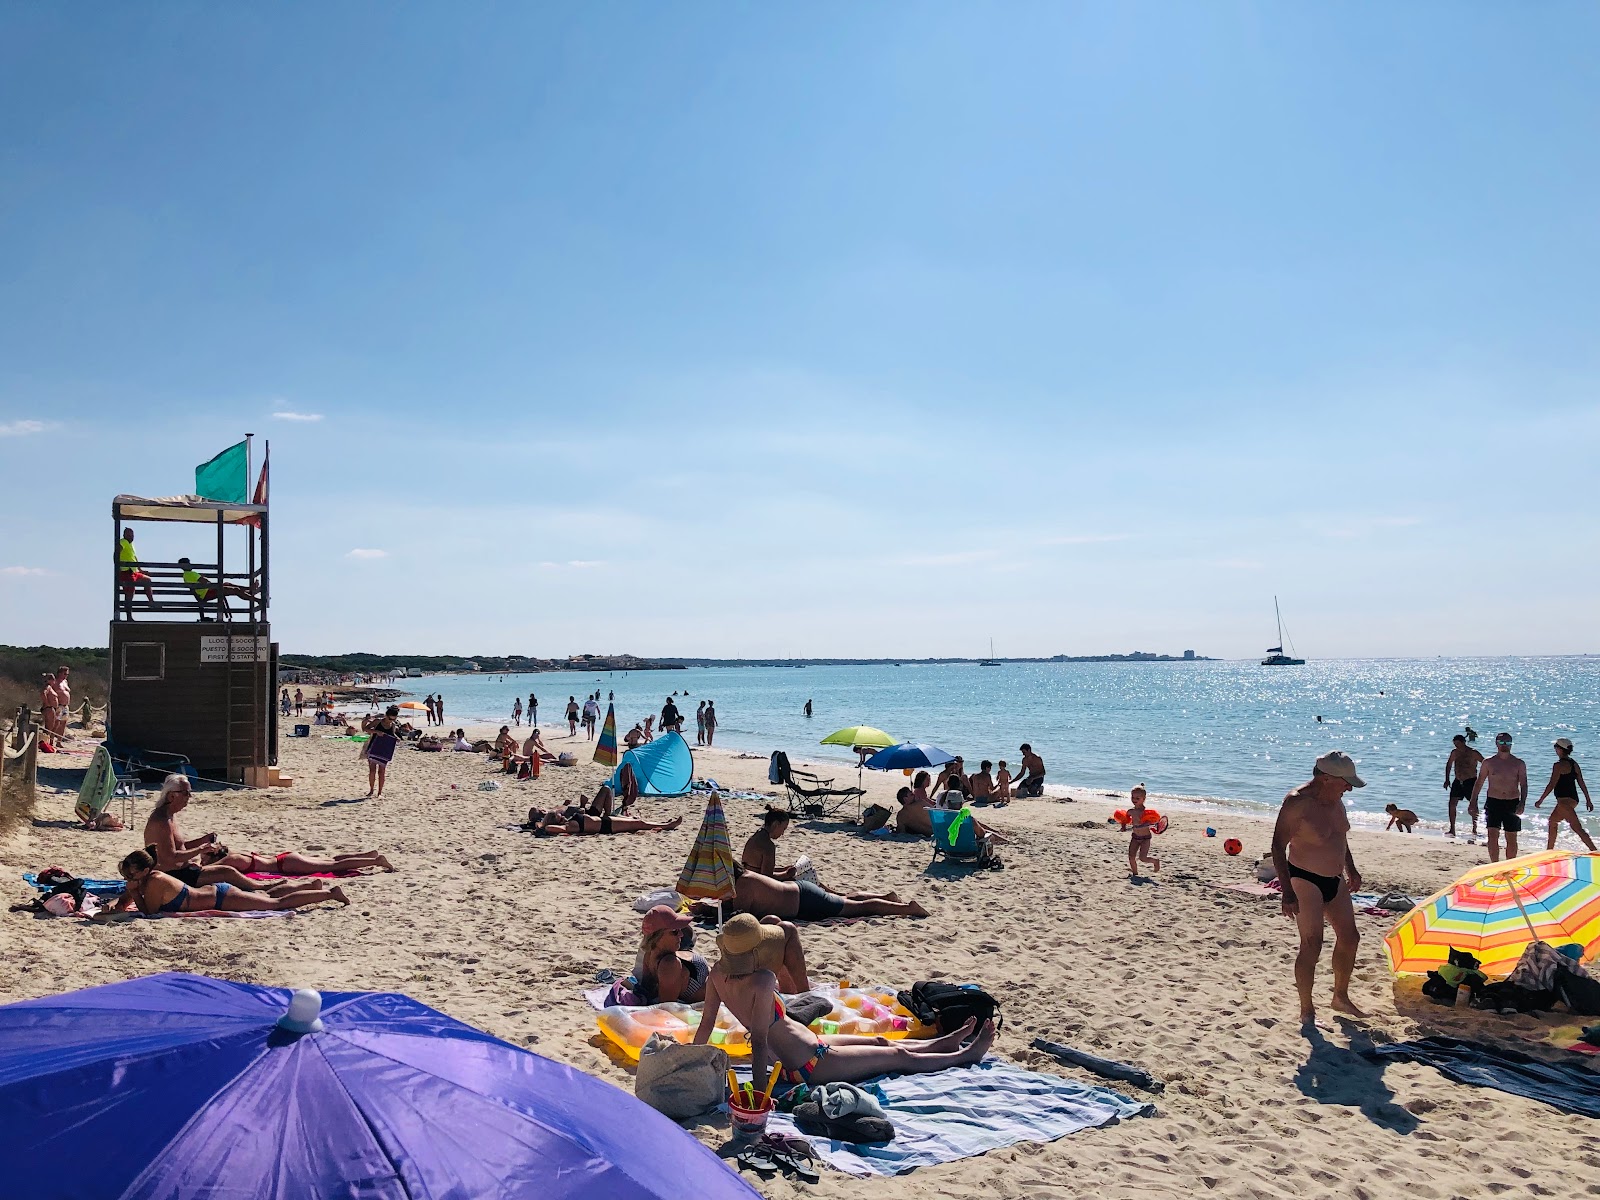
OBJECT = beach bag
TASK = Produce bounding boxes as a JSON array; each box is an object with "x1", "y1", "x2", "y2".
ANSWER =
[
  {"x1": 897, "y1": 981, "x2": 1003, "y2": 1035},
  {"x1": 860, "y1": 804, "x2": 892, "y2": 833},
  {"x1": 1557, "y1": 971, "x2": 1600, "y2": 1017},
  {"x1": 634, "y1": 1035, "x2": 727, "y2": 1120}
]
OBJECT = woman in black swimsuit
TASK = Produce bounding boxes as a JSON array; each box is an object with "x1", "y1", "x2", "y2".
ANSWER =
[
  {"x1": 1536, "y1": 738, "x2": 1596, "y2": 851},
  {"x1": 632, "y1": 905, "x2": 710, "y2": 1003},
  {"x1": 523, "y1": 805, "x2": 682, "y2": 836}
]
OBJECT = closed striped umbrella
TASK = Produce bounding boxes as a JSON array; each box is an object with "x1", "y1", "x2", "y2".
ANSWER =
[
  {"x1": 677, "y1": 795, "x2": 737, "y2": 902},
  {"x1": 593, "y1": 704, "x2": 619, "y2": 769},
  {"x1": 1385, "y1": 850, "x2": 1600, "y2": 977}
]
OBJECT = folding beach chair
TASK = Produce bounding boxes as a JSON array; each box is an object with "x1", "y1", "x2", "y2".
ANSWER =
[
  {"x1": 772, "y1": 750, "x2": 864, "y2": 818},
  {"x1": 930, "y1": 807, "x2": 991, "y2": 868}
]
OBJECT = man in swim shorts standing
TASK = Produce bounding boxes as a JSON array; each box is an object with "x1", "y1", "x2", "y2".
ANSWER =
[
  {"x1": 1444, "y1": 734, "x2": 1484, "y2": 841},
  {"x1": 1271, "y1": 751, "x2": 1367, "y2": 1027},
  {"x1": 1472, "y1": 732, "x2": 1527, "y2": 862}
]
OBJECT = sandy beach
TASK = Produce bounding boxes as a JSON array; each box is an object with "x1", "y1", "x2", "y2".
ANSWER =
[{"x1": 3, "y1": 724, "x2": 1594, "y2": 1199}]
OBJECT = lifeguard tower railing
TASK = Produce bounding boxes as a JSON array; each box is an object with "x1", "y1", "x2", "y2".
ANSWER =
[
  {"x1": 112, "y1": 495, "x2": 267, "y2": 622},
  {"x1": 108, "y1": 495, "x2": 275, "y2": 780}
]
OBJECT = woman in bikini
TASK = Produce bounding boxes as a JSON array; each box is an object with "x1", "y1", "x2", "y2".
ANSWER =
[
  {"x1": 693, "y1": 914, "x2": 993, "y2": 1088},
  {"x1": 632, "y1": 905, "x2": 712, "y2": 1003},
  {"x1": 115, "y1": 849, "x2": 349, "y2": 914},
  {"x1": 1536, "y1": 738, "x2": 1596, "y2": 851},
  {"x1": 523, "y1": 802, "x2": 682, "y2": 836},
  {"x1": 146, "y1": 774, "x2": 395, "y2": 878}
]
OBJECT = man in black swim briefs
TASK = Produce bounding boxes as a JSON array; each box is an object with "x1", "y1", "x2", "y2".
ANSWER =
[
  {"x1": 1472, "y1": 732, "x2": 1527, "y2": 863},
  {"x1": 1271, "y1": 751, "x2": 1368, "y2": 1028}
]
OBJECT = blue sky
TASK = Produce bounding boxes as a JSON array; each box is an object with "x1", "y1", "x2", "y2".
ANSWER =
[{"x1": 1, "y1": 4, "x2": 1596, "y2": 659}]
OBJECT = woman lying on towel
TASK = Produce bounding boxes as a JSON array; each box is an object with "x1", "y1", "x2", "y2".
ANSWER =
[
  {"x1": 523, "y1": 800, "x2": 683, "y2": 836},
  {"x1": 114, "y1": 849, "x2": 349, "y2": 915},
  {"x1": 690, "y1": 863, "x2": 927, "y2": 922},
  {"x1": 694, "y1": 914, "x2": 992, "y2": 1086},
  {"x1": 144, "y1": 774, "x2": 396, "y2": 878}
]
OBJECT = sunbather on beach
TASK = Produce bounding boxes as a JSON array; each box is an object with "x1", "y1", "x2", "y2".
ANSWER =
[
  {"x1": 146, "y1": 774, "x2": 395, "y2": 877},
  {"x1": 523, "y1": 805, "x2": 683, "y2": 836},
  {"x1": 968, "y1": 761, "x2": 995, "y2": 803},
  {"x1": 694, "y1": 914, "x2": 991, "y2": 1087},
  {"x1": 520, "y1": 728, "x2": 556, "y2": 761},
  {"x1": 1014, "y1": 744, "x2": 1046, "y2": 797},
  {"x1": 742, "y1": 807, "x2": 803, "y2": 881},
  {"x1": 115, "y1": 849, "x2": 349, "y2": 914},
  {"x1": 692, "y1": 863, "x2": 925, "y2": 921},
  {"x1": 895, "y1": 784, "x2": 933, "y2": 836}
]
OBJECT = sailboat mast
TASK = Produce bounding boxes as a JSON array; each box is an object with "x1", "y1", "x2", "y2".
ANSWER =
[{"x1": 1274, "y1": 596, "x2": 1284, "y2": 646}]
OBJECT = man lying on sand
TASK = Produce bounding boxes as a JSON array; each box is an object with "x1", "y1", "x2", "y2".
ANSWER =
[
  {"x1": 1271, "y1": 751, "x2": 1368, "y2": 1027},
  {"x1": 694, "y1": 914, "x2": 991, "y2": 1086},
  {"x1": 144, "y1": 775, "x2": 395, "y2": 878},
  {"x1": 691, "y1": 863, "x2": 927, "y2": 921},
  {"x1": 113, "y1": 849, "x2": 349, "y2": 914}
]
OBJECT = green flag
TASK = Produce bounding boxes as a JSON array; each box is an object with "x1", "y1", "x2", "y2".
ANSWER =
[{"x1": 195, "y1": 440, "x2": 248, "y2": 503}]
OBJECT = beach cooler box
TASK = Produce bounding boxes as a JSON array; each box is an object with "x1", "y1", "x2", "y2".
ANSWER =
[{"x1": 292, "y1": 724, "x2": 310, "y2": 738}]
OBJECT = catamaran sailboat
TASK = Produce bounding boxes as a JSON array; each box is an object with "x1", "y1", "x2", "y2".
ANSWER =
[{"x1": 1261, "y1": 597, "x2": 1305, "y2": 666}]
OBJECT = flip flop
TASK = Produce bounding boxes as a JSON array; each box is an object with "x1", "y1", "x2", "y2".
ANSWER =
[
  {"x1": 762, "y1": 1132, "x2": 821, "y2": 1183},
  {"x1": 735, "y1": 1142, "x2": 777, "y2": 1176}
]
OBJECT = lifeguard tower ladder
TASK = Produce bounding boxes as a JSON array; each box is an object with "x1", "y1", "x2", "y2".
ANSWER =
[{"x1": 107, "y1": 493, "x2": 278, "y2": 783}]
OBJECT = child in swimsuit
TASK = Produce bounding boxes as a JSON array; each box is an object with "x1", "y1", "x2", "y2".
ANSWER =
[{"x1": 1125, "y1": 786, "x2": 1161, "y2": 877}]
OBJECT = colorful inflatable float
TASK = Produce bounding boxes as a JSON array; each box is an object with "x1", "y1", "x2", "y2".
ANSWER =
[{"x1": 596, "y1": 984, "x2": 932, "y2": 1061}]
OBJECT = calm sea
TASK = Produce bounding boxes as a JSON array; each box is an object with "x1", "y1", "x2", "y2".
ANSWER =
[{"x1": 404, "y1": 658, "x2": 1600, "y2": 828}]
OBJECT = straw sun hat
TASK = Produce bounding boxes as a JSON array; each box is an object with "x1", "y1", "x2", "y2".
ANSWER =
[{"x1": 715, "y1": 913, "x2": 786, "y2": 975}]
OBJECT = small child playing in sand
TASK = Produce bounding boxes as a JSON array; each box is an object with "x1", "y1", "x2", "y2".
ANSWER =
[
  {"x1": 993, "y1": 761, "x2": 1012, "y2": 807},
  {"x1": 1125, "y1": 785, "x2": 1161, "y2": 876},
  {"x1": 1384, "y1": 803, "x2": 1419, "y2": 833}
]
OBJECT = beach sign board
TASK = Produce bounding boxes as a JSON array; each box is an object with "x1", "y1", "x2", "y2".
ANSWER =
[{"x1": 199, "y1": 636, "x2": 269, "y2": 664}]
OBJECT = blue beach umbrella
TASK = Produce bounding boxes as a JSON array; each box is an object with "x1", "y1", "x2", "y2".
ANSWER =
[
  {"x1": 864, "y1": 741, "x2": 957, "y2": 772},
  {"x1": 0, "y1": 972, "x2": 758, "y2": 1200}
]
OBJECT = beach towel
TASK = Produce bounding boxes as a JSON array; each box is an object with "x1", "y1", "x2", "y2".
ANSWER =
[
  {"x1": 761, "y1": 1058, "x2": 1155, "y2": 1177},
  {"x1": 24, "y1": 874, "x2": 125, "y2": 898},
  {"x1": 1361, "y1": 1036, "x2": 1600, "y2": 1118}
]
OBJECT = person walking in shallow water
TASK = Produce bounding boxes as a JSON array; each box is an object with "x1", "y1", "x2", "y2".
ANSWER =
[
  {"x1": 1444, "y1": 734, "x2": 1483, "y2": 841},
  {"x1": 695, "y1": 701, "x2": 706, "y2": 745},
  {"x1": 1472, "y1": 733, "x2": 1527, "y2": 862},
  {"x1": 1536, "y1": 738, "x2": 1595, "y2": 851},
  {"x1": 1271, "y1": 752, "x2": 1368, "y2": 1028}
]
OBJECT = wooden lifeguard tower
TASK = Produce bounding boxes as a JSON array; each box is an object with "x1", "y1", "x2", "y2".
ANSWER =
[{"x1": 107, "y1": 483, "x2": 278, "y2": 783}]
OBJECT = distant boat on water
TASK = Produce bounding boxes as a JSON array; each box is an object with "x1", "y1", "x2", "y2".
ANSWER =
[
  {"x1": 1261, "y1": 597, "x2": 1305, "y2": 666},
  {"x1": 979, "y1": 638, "x2": 1001, "y2": 667}
]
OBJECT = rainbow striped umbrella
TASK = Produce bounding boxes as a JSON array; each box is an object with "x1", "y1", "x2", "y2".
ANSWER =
[
  {"x1": 592, "y1": 704, "x2": 619, "y2": 769},
  {"x1": 676, "y1": 795, "x2": 736, "y2": 902},
  {"x1": 1385, "y1": 850, "x2": 1600, "y2": 978}
]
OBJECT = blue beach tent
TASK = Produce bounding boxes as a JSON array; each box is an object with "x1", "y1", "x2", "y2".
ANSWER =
[
  {"x1": 609, "y1": 731, "x2": 694, "y2": 797},
  {"x1": 0, "y1": 972, "x2": 758, "y2": 1200}
]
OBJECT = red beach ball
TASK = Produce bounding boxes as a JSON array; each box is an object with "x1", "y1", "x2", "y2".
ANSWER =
[{"x1": 1223, "y1": 838, "x2": 1243, "y2": 856}]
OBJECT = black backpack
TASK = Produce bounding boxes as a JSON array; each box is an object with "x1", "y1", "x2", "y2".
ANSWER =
[{"x1": 897, "y1": 981, "x2": 1003, "y2": 1035}]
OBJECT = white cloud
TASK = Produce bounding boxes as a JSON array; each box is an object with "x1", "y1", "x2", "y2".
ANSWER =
[
  {"x1": 272, "y1": 411, "x2": 324, "y2": 422},
  {"x1": 0, "y1": 565, "x2": 49, "y2": 576},
  {"x1": 0, "y1": 420, "x2": 52, "y2": 437},
  {"x1": 539, "y1": 560, "x2": 606, "y2": 569},
  {"x1": 346, "y1": 548, "x2": 389, "y2": 559}
]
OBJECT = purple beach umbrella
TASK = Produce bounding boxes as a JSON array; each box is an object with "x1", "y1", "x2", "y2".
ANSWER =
[{"x1": 0, "y1": 972, "x2": 758, "y2": 1200}]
